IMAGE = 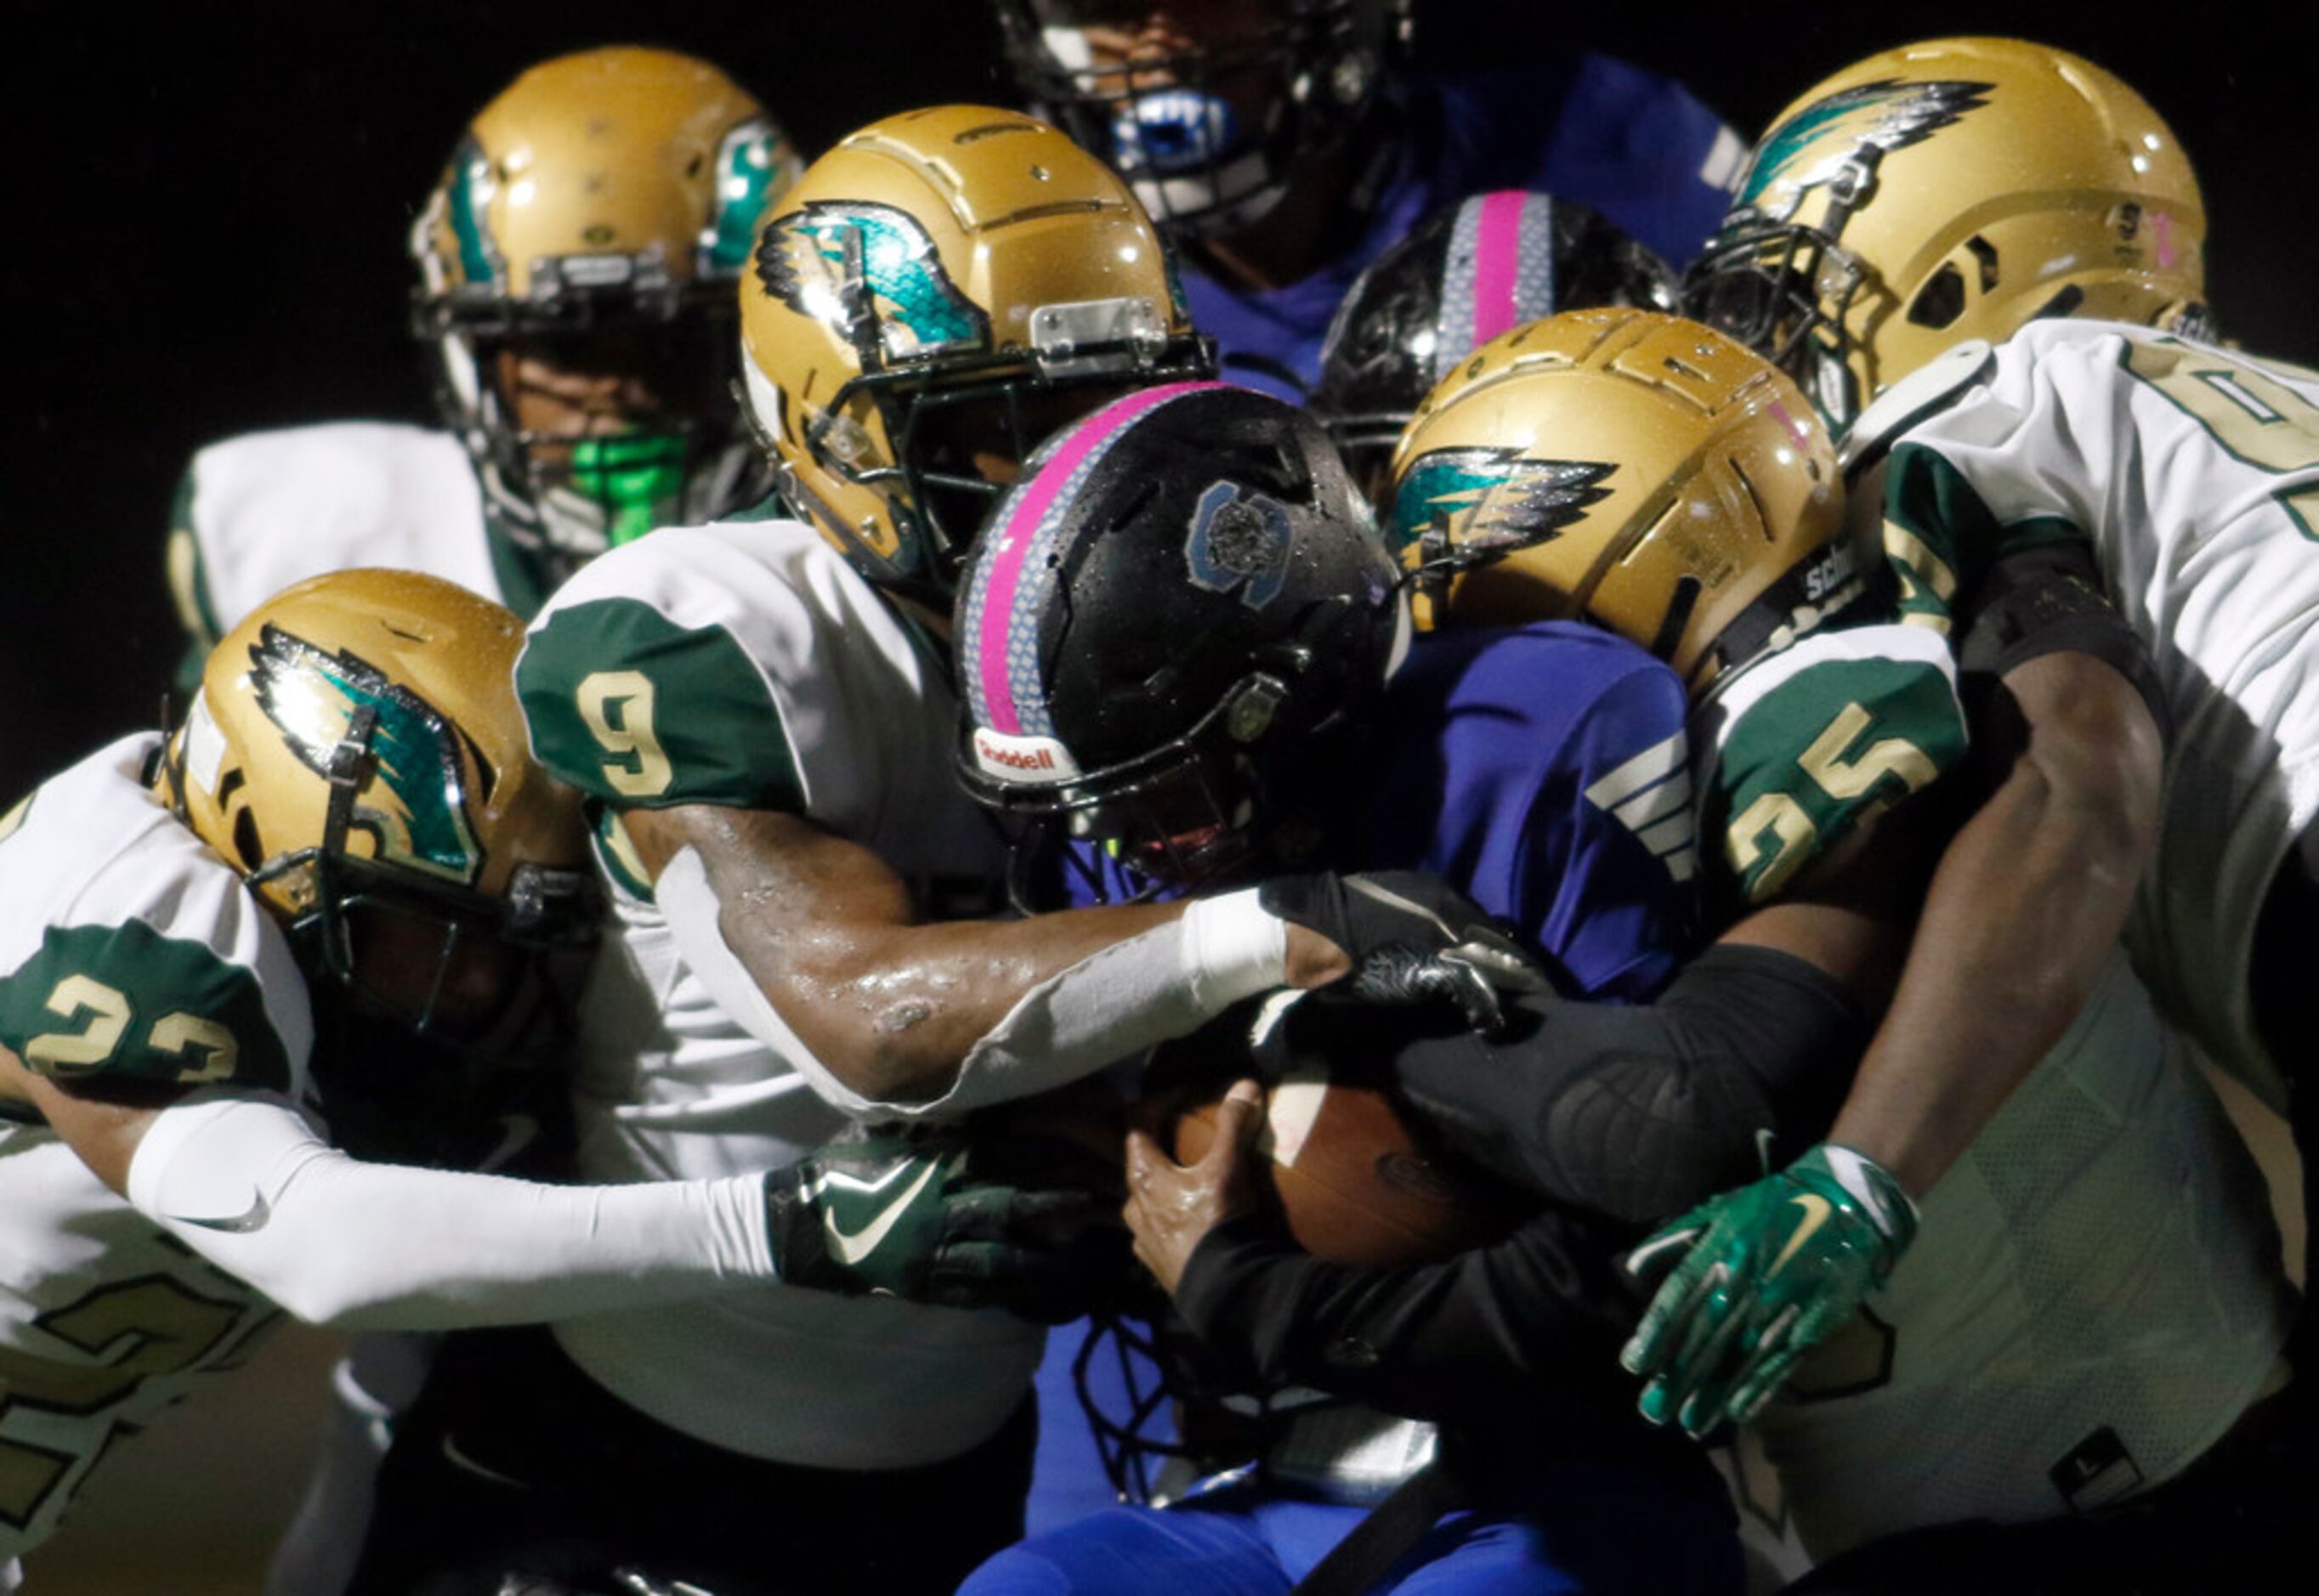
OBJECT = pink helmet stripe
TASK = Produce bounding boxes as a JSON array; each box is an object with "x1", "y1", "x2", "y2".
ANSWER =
[
  {"x1": 973, "y1": 381, "x2": 1222, "y2": 735},
  {"x1": 1468, "y1": 190, "x2": 1531, "y2": 349}
]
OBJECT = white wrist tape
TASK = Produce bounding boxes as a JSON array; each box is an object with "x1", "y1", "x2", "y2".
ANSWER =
[{"x1": 125, "y1": 1089, "x2": 774, "y2": 1331}]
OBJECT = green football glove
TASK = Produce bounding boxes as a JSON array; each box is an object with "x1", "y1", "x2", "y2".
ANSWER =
[
  {"x1": 764, "y1": 1123, "x2": 1126, "y2": 1324},
  {"x1": 1619, "y1": 1143, "x2": 1919, "y2": 1436}
]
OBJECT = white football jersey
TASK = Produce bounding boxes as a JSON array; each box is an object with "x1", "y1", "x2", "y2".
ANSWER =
[
  {"x1": 169, "y1": 422, "x2": 511, "y2": 659},
  {"x1": 1744, "y1": 954, "x2": 2291, "y2": 1558},
  {"x1": 0, "y1": 736, "x2": 310, "y2": 1564},
  {"x1": 1859, "y1": 321, "x2": 2319, "y2": 1109},
  {"x1": 514, "y1": 517, "x2": 1039, "y2": 1468}
]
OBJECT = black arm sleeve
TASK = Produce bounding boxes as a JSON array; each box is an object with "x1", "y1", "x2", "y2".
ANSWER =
[
  {"x1": 1171, "y1": 1203, "x2": 1650, "y2": 1431},
  {"x1": 1954, "y1": 543, "x2": 2171, "y2": 742},
  {"x1": 1356, "y1": 944, "x2": 1869, "y2": 1225}
]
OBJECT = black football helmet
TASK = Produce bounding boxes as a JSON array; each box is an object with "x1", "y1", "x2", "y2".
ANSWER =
[
  {"x1": 1313, "y1": 190, "x2": 1676, "y2": 506},
  {"x1": 989, "y1": 0, "x2": 1413, "y2": 236},
  {"x1": 953, "y1": 382, "x2": 1404, "y2": 899}
]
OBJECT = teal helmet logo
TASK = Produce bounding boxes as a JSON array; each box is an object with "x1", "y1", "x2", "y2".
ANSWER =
[
  {"x1": 1391, "y1": 447, "x2": 1616, "y2": 564},
  {"x1": 443, "y1": 134, "x2": 507, "y2": 291},
  {"x1": 1730, "y1": 78, "x2": 1995, "y2": 227},
  {"x1": 700, "y1": 116, "x2": 802, "y2": 278},
  {"x1": 756, "y1": 199, "x2": 989, "y2": 365},
  {"x1": 250, "y1": 627, "x2": 483, "y2": 885}
]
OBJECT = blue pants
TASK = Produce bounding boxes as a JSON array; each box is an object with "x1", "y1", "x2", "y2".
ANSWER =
[{"x1": 966, "y1": 1462, "x2": 1743, "y2": 1596}]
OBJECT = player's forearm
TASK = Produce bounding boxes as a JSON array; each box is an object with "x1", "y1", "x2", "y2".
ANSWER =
[
  {"x1": 126, "y1": 1092, "x2": 774, "y2": 1331},
  {"x1": 1386, "y1": 943, "x2": 1873, "y2": 1225},
  {"x1": 1829, "y1": 654, "x2": 2160, "y2": 1196},
  {"x1": 1173, "y1": 1207, "x2": 1645, "y2": 1427},
  {"x1": 723, "y1": 887, "x2": 1188, "y2": 1099},
  {"x1": 660, "y1": 845, "x2": 1308, "y2": 1115}
]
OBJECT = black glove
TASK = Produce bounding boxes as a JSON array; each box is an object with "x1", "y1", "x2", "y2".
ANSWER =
[
  {"x1": 1257, "y1": 870, "x2": 1547, "y2": 1035},
  {"x1": 763, "y1": 1121, "x2": 1127, "y2": 1324}
]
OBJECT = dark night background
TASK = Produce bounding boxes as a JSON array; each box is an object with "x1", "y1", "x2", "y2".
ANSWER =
[{"x1": 3, "y1": 1, "x2": 2311, "y2": 805}]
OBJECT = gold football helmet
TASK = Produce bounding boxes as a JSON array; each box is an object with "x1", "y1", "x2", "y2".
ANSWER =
[
  {"x1": 740, "y1": 104, "x2": 1214, "y2": 604},
  {"x1": 167, "y1": 569, "x2": 597, "y2": 1067},
  {"x1": 412, "y1": 47, "x2": 805, "y2": 579},
  {"x1": 1386, "y1": 308, "x2": 1844, "y2": 690},
  {"x1": 1686, "y1": 37, "x2": 2208, "y2": 427}
]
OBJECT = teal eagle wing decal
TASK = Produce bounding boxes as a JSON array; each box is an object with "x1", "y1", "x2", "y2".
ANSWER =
[
  {"x1": 1732, "y1": 78, "x2": 1995, "y2": 223},
  {"x1": 1391, "y1": 447, "x2": 1616, "y2": 564},
  {"x1": 251, "y1": 626, "x2": 482, "y2": 884},
  {"x1": 755, "y1": 200, "x2": 988, "y2": 365}
]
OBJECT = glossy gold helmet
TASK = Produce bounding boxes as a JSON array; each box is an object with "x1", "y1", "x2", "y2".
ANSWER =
[
  {"x1": 1685, "y1": 37, "x2": 2208, "y2": 427},
  {"x1": 412, "y1": 48, "x2": 805, "y2": 581},
  {"x1": 741, "y1": 105, "x2": 1214, "y2": 605},
  {"x1": 166, "y1": 569, "x2": 598, "y2": 1088},
  {"x1": 1386, "y1": 308, "x2": 1844, "y2": 690}
]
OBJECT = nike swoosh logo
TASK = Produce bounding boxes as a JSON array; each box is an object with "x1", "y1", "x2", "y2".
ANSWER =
[
  {"x1": 439, "y1": 1430, "x2": 529, "y2": 1490},
  {"x1": 173, "y1": 1189, "x2": 272, "y2": 1234},
  {"x1": 1769, "y1": 1193, "x2": 1832, "y2": 1275},
  {"x1": 822, "y1": 1158, "x2": 943, "y2": 1265},
  {"x1": 478, "y1": 1113, "x2": 540, "y2": 1174}
]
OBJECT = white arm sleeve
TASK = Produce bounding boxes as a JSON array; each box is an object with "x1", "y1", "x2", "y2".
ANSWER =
[
  {"x1": 656, "y1": 847, "x2": 1287, "y2": 1120},
  {"x1": 124, "y1": 1089, "x2": 774, "y2": 1332}
]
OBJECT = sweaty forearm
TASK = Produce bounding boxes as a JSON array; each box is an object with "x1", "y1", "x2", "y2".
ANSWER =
[
  {"x1": 661, "y1": 847, "x2": 1289, "y2": 1116},
  {"x1": 1385, "y1": 945, "x2": 1870, "y2": 1225},
  {"x1": 1828, "y1": 654, "x2": 2160, "y2": 1196},
  {"x1": 126, "y1": 1092, "x2": 773, "y2": 1331}
]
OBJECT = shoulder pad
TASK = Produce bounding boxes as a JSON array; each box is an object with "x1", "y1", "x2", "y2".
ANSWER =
[
  {"x1": 0, "y1": 738, "x2": 308, "y2": 1094},
  {"x1": 1840, "y1": 340, "x2": 1995, "y2": 477}
]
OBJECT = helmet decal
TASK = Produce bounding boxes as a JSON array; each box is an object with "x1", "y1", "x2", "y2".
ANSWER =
[
  {"x1": 757, "y1": 200, "x2": 990, "y2": 364},
  {"x1": 962, "y1": 382, "x2": 1225, "y2": 739},
  {"x1": 1185, "y1": 481, "x2": 1295, "y2": 611},
  {"x1": 700, "y1": 117, "x2": 796, "y2": 277},
  {"x1": 1392, "y1": 447, "x2": 1617, "y2": 561},
  {"x1": 249, "y1": 626, "x2": 484, "y2": 886},
  {"x1": 445, "y1": 136, "x2": 504, "y2": 290},
  {"x1": 1732, "y1": 79, "x2": 1995, "y2": 225}
]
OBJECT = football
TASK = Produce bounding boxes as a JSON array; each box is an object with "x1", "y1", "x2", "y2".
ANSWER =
[{"x1": 1171, "y1": 1068, "x2": 1498, "y2": 1267}]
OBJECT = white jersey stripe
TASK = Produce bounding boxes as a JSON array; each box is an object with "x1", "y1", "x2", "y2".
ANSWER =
[{"x1": 1584, "y1": 731, "x2": 1687, "y2": 808}]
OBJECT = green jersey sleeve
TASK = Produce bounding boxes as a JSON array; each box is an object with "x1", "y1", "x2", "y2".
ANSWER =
[
  {"x1": 0, "y1": 920, "x2": 292, "y2": 1093},
  {"x1": 1702, "y1": 625, "x2": 1968, "y2": 907},
  {"x1": 1880, "y1": 439, "x2": 2093, "y2": 635},
  {"x1": 516, "y1": 530, "x2": 809, "y2": 812}
]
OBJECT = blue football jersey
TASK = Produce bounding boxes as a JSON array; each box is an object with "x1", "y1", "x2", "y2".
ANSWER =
[
  {"x1": 1028, "y1": 620, "x2": 1711, "y2": 1540},
  {"x1": 1064, "y1": 620, "x2": 1701, "y2": 997},
  {"x1": 1352, "y1": 619, "x2": 1700, "y2": 999},
  {"x1": 1185, "y1": 56, "x2": 1738, "y2": 400}
]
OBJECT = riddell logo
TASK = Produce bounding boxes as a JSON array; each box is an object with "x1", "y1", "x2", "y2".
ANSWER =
[{"x1": 972, "y1": 731, "x2": 1080, "y2": 780}]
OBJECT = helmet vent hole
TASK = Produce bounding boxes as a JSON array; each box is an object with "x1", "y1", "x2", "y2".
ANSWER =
[
  {"x1": 230, "y1": 806, "x2": 265, "y2": 872},
  {"x1": 1727, "y1": 455, "x2": 1774, "y2": 544},
  {"x1": 1645, "y1": 576, "x2": 1704, "y2": 664},
  {"x1": 462, "y1": 730, "x2": 501, "y2": 801},
  {"x1": 1965, "y1": 235, "x2": 2000, "y2": 292},
  {"x1": 687, "y1": 155, "x2": 705, "y2": 178},
  {"x1": 1908, "y1": 264, "x2": 1967, "y2": 331}
]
